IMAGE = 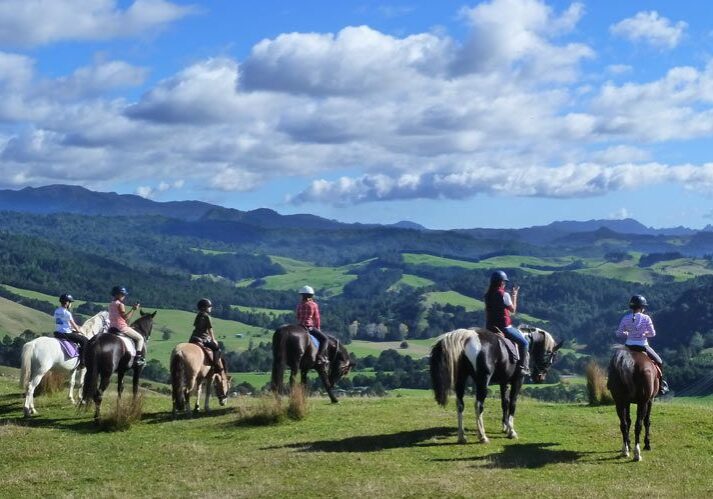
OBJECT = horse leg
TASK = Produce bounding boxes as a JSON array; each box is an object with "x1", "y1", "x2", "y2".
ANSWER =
[
  {"x1": 634, "y1": 402, "x2": 645, "y2": 461},
  {"x1": 455, "y1": 372, "x2": 467, "y2": 444},
  {"x1": 24, "y1": 370, "x2": 46, "y2": 417},
  {"x1": 204, "y1": 378, "x2": 212, "y2": 413},
  {"x1": 132, "y1": 367, "x2": 141, "y2": 399},
  {"x1": 194, "y1": 381, "x2": 203, "y2": 413},
  {"x1": 506, "y1": 377, "x2": 523, "y2": 439},
  {"x1": 75, "y1": 367, "x2": 87, "y2": 406},
  {"x1": 316, "y1": 365, "x2": 338, "y2": 404},
  {"x1": 475, "y1": 372, "x2": 491, "y2": 443},
  {"x1": 644, "y1": 400, "x2": 653, "y2": 451},
  {"x1": 117, "y1": 370, "x2": 126, "y2": 400},
  {"x1": 94, "y1": 372, "x2": 112, "y2": 420},
  {"x1": 68, "y1": 368, "x2": 77, "y2": 404},
  {"x1": 500, "y1": 384, "x2": 509, "y2": 433},
  {"x1": 616, "y1": 402, "x2": 630, "y2": 457}
]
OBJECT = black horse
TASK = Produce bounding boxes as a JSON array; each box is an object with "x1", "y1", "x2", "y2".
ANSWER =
[
  {"x1": 430, "y1": 326, "x2": 561, "y2": 443},
  {"x1": 81, "y1": 311, "x2": 156, "y2": 419},
  {"x1": 271, "y1": 324, "x2": 354, "y2": 403},
  {"x1": 607, "y1": 347, "x2": 659, "y2": 461}
]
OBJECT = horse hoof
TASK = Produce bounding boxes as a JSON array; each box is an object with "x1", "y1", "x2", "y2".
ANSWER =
[
  {"x1": 479, "y1": 436, "x2": 490, "y2": 444},
  {"x1": 330, "y1": 399, "x2": 339, "y2": 404},
  {"x1": 457, "y1": 436, "x2": 467, "y2": 445},
  {"x1": 633, "y1": 454, "x2": 642, "y2": 462},
  {"x1": 644, "y1": 444, "x2": 651, "y2": 451},
  {"x1": 507, "y1": 431, "x2": 518, "y2": 440},
  {"x1": 502, "y1": 425, "x2": 508, "y2": 433},
  {"x1": 23, "y1": 409, "x2": 31, "y2": 418}
]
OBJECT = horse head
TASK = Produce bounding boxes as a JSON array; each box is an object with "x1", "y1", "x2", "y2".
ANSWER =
[
  {"x1": 328, "y1": 340, "x2": 354, "y2": 388},
  {"x1": 520, "y1": 325, "x2": 562, "y2": 383},
  {"x1": 132, "y1": 310, "x2": 157, "y2": 340},
  {"x1": 212, "y1": 370, "x2": 232, "y2": 406}
]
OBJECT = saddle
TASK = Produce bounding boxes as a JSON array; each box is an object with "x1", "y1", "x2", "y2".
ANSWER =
[
  {"x1": 625, "y1": 345, "x2": 663, "y2": 377},
  {"x1": 486, "y1": 326, "x2": 519, "y2": 363},
  {"x1": 57, "y1": 339, "x2": 80, "y2": 359}
]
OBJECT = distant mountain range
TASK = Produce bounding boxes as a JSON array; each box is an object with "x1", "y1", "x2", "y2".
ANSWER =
[{"x1": 1, "y1": 184, "x2": 712, "y2": 255}]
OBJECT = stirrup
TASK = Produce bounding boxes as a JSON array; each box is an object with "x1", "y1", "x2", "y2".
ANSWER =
[
  {"x1": 134, "y1": 355, "x2": 146, "y2": 367},
  {"x1": 518, "y1": 363, "x2": 530, "y2": 376}
]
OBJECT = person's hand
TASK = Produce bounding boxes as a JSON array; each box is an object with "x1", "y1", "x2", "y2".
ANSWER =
[
  {"x1": 512, "y1": 285, "x2": 520, "y2": 295},
  {"x1": 132, "y1": 303, "x2": 141, "y2": 310}
]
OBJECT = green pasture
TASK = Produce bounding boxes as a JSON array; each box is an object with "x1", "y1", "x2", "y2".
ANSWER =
[
  {"x1": 388, "y1": 274, "x2": 435, "y2": 291},
  {"x1": 231, "y1": 304, "x2": 291, "y2": 318},
  {"x1": 1, "y1": 373, "x2": 713, "y2": 497},
  {"x1": 347, "y1": 339, "x2": 434, "y2": 358},
  {"x1": 422, "y1": 291, "x2": 545, "y2": 324},
  {"x1": 0, "y1": 296, "x2": 52, "y2": 337}
]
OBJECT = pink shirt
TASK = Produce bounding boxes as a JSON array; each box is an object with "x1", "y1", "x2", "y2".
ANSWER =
[
  {"x1": 616, "y1": 312, "x2": 656, "y2": 346},
  {"x1": 296, "y1": 300, "x2": 321, "y2": 329},
  {"x1": 109, "y1": 300, "x2": 128, "y2": 330}
]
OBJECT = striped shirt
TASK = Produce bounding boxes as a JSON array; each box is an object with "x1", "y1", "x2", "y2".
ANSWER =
[
  {"x1": 615, "y1": 312, "x2": 656, "y2": 347},
  {"x1": 296, "y1": 300, "x2": 321, "y2": 329}
]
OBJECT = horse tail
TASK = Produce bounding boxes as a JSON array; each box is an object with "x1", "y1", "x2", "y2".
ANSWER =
[
  {"x1": 81, "y1": 341, "x2": 99, "y2": 403},
  {"x1": 607, "y1": 347, "x2": 635, "y2": 396},
  {"x1": 430, "y1": 329, "x2": 478, "y2": 407},
  {"x1": 20, "y1": 341, "x2": 34, "y2": 393},
  {"x1": 171, "y1": 349, "x2": 186, "y2": 412},
  {"x1": 271, "y1": 327, "x2": 288, "y2": 394}
]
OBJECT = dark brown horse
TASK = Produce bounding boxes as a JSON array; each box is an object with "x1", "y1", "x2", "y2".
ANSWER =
[
  {"x1": 607, "y1": 346, "x2": 659, "y2": 461},
  {"x1": 271, "y1": 324, "x2": 354, "y2": 403},
  {"x1": 430, "y1": 326, "x2": 561, "y2": 443},
  {"x1": 81, "y1": 311, "x2": 156, "y2": 419}
]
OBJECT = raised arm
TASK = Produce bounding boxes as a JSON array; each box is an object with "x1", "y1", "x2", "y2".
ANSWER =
[{"x1": 615, "y1": 316, "x2": 629, "y2": 338}]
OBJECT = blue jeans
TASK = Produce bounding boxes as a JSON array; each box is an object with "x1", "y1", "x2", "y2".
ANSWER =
[{"x1": 504, "y1": 326, "x2": 529, "y2": 349}]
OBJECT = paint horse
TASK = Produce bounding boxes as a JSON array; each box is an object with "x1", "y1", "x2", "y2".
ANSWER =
[
  {"x1": 607, "y1": 346, "x2": 659, "y2": 461},
  {"x1": 430, "y1": 326, "x2": 561, "y2": 443},
  {"x1": 81, "y1": 311, "x2": 156, "y2": 419},
  {"x1": 170, "y1": 342, "x2": 232, "y2": 418},
  {"x1": 20, "y1": 311, "x2": 109, "y2": 417},
  {"x1": 271, "y1": 324, "x2": 354, "y2": 403}
]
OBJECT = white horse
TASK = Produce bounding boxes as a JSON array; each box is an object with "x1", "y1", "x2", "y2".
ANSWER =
[{"x1": 20, "y1": 311, "x2": 109, "y2": 417}]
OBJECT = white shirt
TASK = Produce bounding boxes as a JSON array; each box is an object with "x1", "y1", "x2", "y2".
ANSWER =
[
  {"x1": 503, "y1": 292, "x2": 513, "y2": 308},
  {"x1": 54, "y1": 307, "x2": 73, "y2": 334}
]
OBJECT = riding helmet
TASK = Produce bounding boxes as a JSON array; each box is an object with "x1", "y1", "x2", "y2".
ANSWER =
[
  {"x1": 59, "y1": 293, "x2": 74, "y2": 304},
  {"x1": 111, "y1": 286, "x2": 128, "y2": 297},
  {"x1": 490, "y1": 270, "x2": 509, "y2": 284},
  {"x1": 629, "y1": 295, "x2": 648, "y2": 309},
  {"x1": 197, "y1": 298, "x2": 212, "y2": 310},
  {"x1": 299, "y1": 285, "x2": 315, "y2": 296}
]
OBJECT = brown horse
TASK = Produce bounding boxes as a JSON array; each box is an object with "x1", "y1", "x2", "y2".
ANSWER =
[
  {"x1": 271, "y1": 324, "x2": 354, "y2": 403},
  {"x1": 607, "y1": 346, "x2": 659, "y2": 461},
  {"x1": 170, "y1": 342, "x2": 231, "y2": 418}
]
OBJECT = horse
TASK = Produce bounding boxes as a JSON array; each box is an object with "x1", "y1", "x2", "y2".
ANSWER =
[
  {"x1": 170, "y1": 342, "x2": 232, "y2": 418},
  {"x1": 20, "y1": 311, "x2": 109, "y2": 417},
  {"x1": 81, "y1": 310, "x2": 156, "y2": 419},
  {"x1": 607, "y1": 346, "x2": 659, "y2": 461},
  {"x1": 271, "y1": 324, "x2": 354, "y2": 404},
  {"x1": 430, "y1": 325, "x2": 562, "y2": 444}
]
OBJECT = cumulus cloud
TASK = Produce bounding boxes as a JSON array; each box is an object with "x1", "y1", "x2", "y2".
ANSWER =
[
  {"x1": 39, "y1": 60, "x2": 148, "y2": 100},
  {"x1": 135, "y1": 179, "x2": 184, "y2": 198},
  {"x1": 292, "y1": 163, "x2": 713, "y2": 205},
  {"x1": 0, "y1": 0, "x2": 195, "y2": 47},
  {"x1": 610, "y1": 11, "x2": 687, "y2": 49}
]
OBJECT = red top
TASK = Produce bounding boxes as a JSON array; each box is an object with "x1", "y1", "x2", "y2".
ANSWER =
[{"x1": 296, "y1": 300, "x2": 321, "y2": 329}]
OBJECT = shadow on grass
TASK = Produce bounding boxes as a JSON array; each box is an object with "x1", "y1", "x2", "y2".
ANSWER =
[
  {"x1": 142, "y1": 406, "x2": 236, "y2": 425},
  {"x1": 433, "y1": 442, "x2": 587, "y2": 468},
  {"x1": 263, "y1": 426, "x2": 457, "y2": 453}
]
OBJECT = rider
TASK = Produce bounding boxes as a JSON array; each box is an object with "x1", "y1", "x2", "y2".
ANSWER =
[
  {"x1": 484, "y1": 270, "x2": 530, "y2": 375},
  {"x1": 296, "y1": 285, "x2": 329, "y2": 368},
  {"x1": 108, "y1": 286, "x2": 145, "y2": 366},
  {"x1": 615, "y1": 295, "x2": 669, "y2": 396},
  {"x1": 53, "y1": 294, "x2": 87, "y2": 367},
  {"x1": 189, "y1": 298, "x2": 224, "y2": 373}
]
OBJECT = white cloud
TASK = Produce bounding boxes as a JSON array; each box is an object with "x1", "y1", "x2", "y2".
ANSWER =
[
  {"x1": 0, "y1": 0, "x2": 195, "y2": 47},
  {"x1": 607, "y1": 64, "x2": 632, "y2": 75},
  {"x1": 292, "y1": 163, "x2": 713, "y2": 205},
  {"x1": 135, "y1": 185, "x2": 153, "y2": 198},
  {"x1": 39, "y1": 60, "x2": 148, "y2": 100},
  {"x1": 609, "y1": 208, "x2": 631, "y2": 220},
  {"x1": 610, "y1": 11, "x2": 687, "y2": 49}
]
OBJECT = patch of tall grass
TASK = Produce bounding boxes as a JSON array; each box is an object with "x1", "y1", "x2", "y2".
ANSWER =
[
  {"x1": 585, "y1": 361, "x2": 614, "y2": 406},
  {"x1": 99, "y1": 395, "x2": 144, "y2": 432}
]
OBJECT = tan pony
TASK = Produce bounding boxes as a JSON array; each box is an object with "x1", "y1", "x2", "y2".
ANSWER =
[{"x1": 170, "y1": 343, "x2": 231, "y2": 418}]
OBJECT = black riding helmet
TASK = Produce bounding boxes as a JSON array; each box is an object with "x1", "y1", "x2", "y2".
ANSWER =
[
  {"x1": 111, "y1": 286, "x2": 128, "y2": 297},
  {"x1": 59, "y1": 293, "x2": 74, "y2": 304},
  {"x1": 197, "y1": 298, "x2": 212, "y2": 311},
  {"x1": 629, "y1": 295, "x2": 648, "y2": 310},
  {"x1": 490, "y1": 270, "x2": 509, "y2": 284}
]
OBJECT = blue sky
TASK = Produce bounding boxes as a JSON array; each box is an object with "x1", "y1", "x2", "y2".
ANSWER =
[{"x1": 1, "y1": 0, "x2": 713, "y2": 229}]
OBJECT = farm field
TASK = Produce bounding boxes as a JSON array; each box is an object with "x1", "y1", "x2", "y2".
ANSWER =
[
  {"x1": 0, "y1": 296, "x2": 52, "y2": 337},
  {"x1": 1, "y1": 375, "x2": 712, "y2": 497},
  {"x1": 348, "y1": 339, "x2": 434, "y2": 358}
]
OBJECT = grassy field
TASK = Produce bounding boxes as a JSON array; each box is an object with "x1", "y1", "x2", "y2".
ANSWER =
[
  {"x1": 1, "y1": 373, "x2": 712, "y2": 497},
  {"x1": 348, "y1": 339, "x2": 434, "y2": 358},
  {"x1": 0, "y1": 296, "x2": 52, "y2": 336},
  {"x1": 231, "y1": 304, "x2": 292, "y2": 318}
]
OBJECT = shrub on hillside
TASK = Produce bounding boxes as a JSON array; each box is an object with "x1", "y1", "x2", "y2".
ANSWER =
[
  {"x1": 99, "y1": 395, "x2": 144, "y2": 432},
  {"x1": 585, "y1": 361, "x2": 614, "y2": 406},
  {"x1": 34, "y1": 370, "x2": 66, "y2": 396}
]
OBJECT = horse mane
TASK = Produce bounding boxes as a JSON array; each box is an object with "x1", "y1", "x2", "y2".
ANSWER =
[
  {"x1": 520, "y1": 325, "x2": 555, "y2": 350},
  {"x1": 79, "y1": 311, "x2": 109, "y2": 338}
]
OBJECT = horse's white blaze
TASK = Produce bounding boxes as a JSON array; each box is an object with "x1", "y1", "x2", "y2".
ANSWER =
[{"x1": 464, "y1": 335, "x2": 481, "y2": 371}]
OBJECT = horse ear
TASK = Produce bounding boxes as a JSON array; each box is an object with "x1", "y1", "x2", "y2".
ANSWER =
[
  {"x1": 151, "y1": 311, "x2": 157, "y2": 318},
  {"x1": 553, "y1": 340, "x2": 564, "y2": 352},
  {"x1": 139, "y1": 310, "x2": 147, "y2": 316}
]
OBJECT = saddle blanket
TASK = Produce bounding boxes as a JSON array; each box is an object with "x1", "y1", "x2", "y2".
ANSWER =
[
  {"x1": 309, "y1": 334, "x2": 320, "y2": 351},
  {"x1": 58, "y1": 339, "x2": 79, "y2": 360},
  {"x1": 117, "y1": 335, "x2": 137, "y2": 361}
]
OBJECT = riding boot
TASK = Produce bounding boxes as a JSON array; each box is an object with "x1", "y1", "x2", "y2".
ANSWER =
[
  {"x1": 518, "y1": 347, "x2": 531, "y2": 376},
  {"x1": 315, "y1": 345, "x2": 329, "y2": 370},
  {"x1": 658, "y1": 378, "x2": 670, "y2": 396},
  {"x1": 77, "y1": 348, "x2": 85, "y2": 370},
  {"x1": 134, "y1": 349, "x2": 146, "y2": 367},
  {"x1": 213, "y1": 353, "x2": 224, "y2": 373}
]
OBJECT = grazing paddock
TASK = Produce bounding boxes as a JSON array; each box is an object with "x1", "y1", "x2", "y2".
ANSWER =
[{"x1": 0, "y1": 375, "x2": 712, "y2": 497}]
